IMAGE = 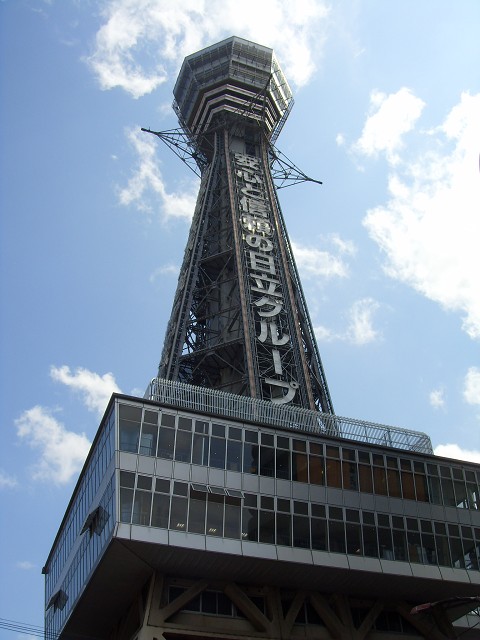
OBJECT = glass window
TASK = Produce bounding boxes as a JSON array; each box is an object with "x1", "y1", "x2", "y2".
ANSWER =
[
  {"x1": 178, "y1": 417, "x2": 192, "y2": 431},
  {"x1": 192, "y1": 433, "x2": 209, "y2": 466},
  {"x1": 188, "y1": 496, "x2": 206, "y2": 534},
  {"x1": 393, "y1": 530, "x2": 407, "y2": 561},
  {"x1": 139, "y1": 424, "x2": 157, "y2": 456},
  {"x1": 326, "y1": 458, "x2": 342, "y2": 488},
  {"x1": 161, "y1": 413, "x2": 175, "y2": 427},
  {"x1": 378, "y1": 527, "x2": 394, "y2": 560},
  {"x1": 276, "y1": 513, "x2": 291, "y2": 546},
  {"x1": 309, "y1": 453, "x2": 324, "y2": 485},
  {"x1": 359, "y1": 464, "x2": 373, "y2": 493},
  {"x1": 137, "y1": 475, "x2": 152, "y2": 490},
  {"x1": 243, "y1": 441, "x2": 258, "y2": 474},
  {"x1": 259, "y1": 446, "x2": 275, "y2": 477},
  {"x1": 120, "y1": 487, "x2": 133, "y2": 522},
  {"x1": 242, "y1": 507, "x2": 258, "y2": 541},
  {"x1": 346, "y1": 523, "x2": 362, "y2": 555},
  {"x1": 224, "y1": 499, "x2": 241, "y2": 539},
  {"x1": 435, "y1": 535, "x2": 451, "y2": 566},
  {"x1": 259, "y1": 510, "x2": 275, "y2": 543},
  {"x1": 206, "y1": 497, "x2": 224, "y2": 536},
  {"x1": 170, "y1": 496, "x2": 187, "y2": 530},
  {"x1": 292, "y1": 450, "x2": 308, "y2": 482},
  {"x1": 158, "y1": 427, "x2": 175, "y2": 459},
  {"x1": 293, "y1": 515, "x2": 310, "y2": 548},
  {"x1": 373, "y1": 466, "x2": 388, "y2": 496},
  {"x1": 276, "y1": 448, "x2": 291, "y2": 480},
  {"x1": 210, "y1": 437, "x2": 226, "y2": 469},
  {"x1": 132, "y1": 491, "x2": 152, "y2": 526},
  {"x1": 342, "y1": 461, "x2": 358, "y2": 491},
  {"x1": 226, "y1": 439, "x2": 242, "y2": 472},
  {"x1": 212, "y1": 423, "x2": 225, "y2": 437},
  {"x1": 155, "y1": 478, "x2": 170, "y2": 493},
  {"x1": 363, "y1": 526, "x2": 378, "y2": 557},
  {"x1": 119, "y1": 420, "x2": 140, "y2": 453},
  {"x1": 229, "y1": 427, "x2": 242, "y2": 440},
  {"x1": 311, "y1": 517, "x2": 327, "y2": 551},
  {"x1": 407, "y1": 531, "x2": 422, "y2": 563},
  {"x1": 143, "y1": 410, "x2": 158, "y2": 424},
  {"x1": 387, "y1": 468, "x2": 401, "y2": 498},
  {"x1": 329, "y1": 521, "x2": 346, "y2": 553},
  {"x1": 119, "y1": 405, "x2": 142, "y2": 422},
  {"x1": 175, "y1": 430, "x2": 192, "y2": 463},
  {"x1": 441, "y1": 477, "x2": 456, "y2": 506}
]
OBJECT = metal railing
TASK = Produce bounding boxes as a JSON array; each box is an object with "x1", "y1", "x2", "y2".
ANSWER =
[{"x1": 145, "y1": 378, "x2": 433, "y2": 454}]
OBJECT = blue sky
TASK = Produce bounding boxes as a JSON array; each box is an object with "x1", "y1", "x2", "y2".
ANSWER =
[{"x1": 1, "y1": 0, "x2": 479, "y2": 634}]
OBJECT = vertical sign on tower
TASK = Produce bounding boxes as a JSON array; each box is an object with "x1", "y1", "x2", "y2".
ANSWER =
[{"x1": 233, "y1": 152, "x2": 299, "y2": 405}]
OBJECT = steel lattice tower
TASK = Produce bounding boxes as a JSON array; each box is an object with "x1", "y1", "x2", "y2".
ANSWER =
[{"x1": 155, "y1": 36, "x2": 334, "y2": 414}]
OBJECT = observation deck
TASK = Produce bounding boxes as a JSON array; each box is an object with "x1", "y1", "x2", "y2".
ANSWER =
[{"x1": 173, "y1": 36, "x2": 293, "y2": 154}]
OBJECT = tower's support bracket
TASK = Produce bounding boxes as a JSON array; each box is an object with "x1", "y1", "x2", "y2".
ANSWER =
[{"x1": 112, "y1": 571, "x2": 464, "y2": 640}]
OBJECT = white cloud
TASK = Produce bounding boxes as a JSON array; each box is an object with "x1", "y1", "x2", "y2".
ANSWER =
[
  {"x1": 15, "y1": 406, "x2": 91, "y2": 485},
  {"x1": 149, "y1": 263, "x2": 179, "y2": 282},
  {"x1": 464, "y1": 367, "x2": 480, "y2": 405},
  {"x1": 315, "y1": 298, "x2": 381, "y2": 345},
  {"x1": 17, "y1": 561, "x2": 35, "y2": 570},
  {"x1": 429, "y1": 388, "x2": 446, "y2": 410},
  {"x1": 50, "y1": 365, "x2": 121, "y2": 416},
  {"x1": 86, "y1": 0, "x2": 330, "y2": 97},
  {"x1": 0, "y1": 470, "x2": 17, "y2": 489},
  {"x1": 352, "y1": 88, "x2": 425, "y2": 164},
  {"x1": 345, "y1": 298, "x2": 380, "y2": 345},
  {"x1": 434, "y1": 443, "x2": 480, "y2": 464},
  {"x1": 119, "y1": 127, "x2": 198, "y2": 219},
  {"x1": 362, "y1": 92, "x2": 480, "y2": 340},
  {"x1": 291, "y1": 237, "x2": 352, "y2": 280}
]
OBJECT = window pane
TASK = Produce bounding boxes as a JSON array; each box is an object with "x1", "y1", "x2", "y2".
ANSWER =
[
  {"x1": 259, "y1": 446, "x2": 275, "y2": 477},
  {"x1": 326, "y1": 459, "x2": 342, "y2": 488},
  {"x1": 346, "y1": 523, "x2": 362, "y2": 555},
  {"x1": 402, "y1": 471, "x2": 416, "y2": 500},
  {"x1": 387, "y1": 469, "x2": 401, "y2": 498},
  {"x1": 175, "y1": 430, "x2": 192, "y2": 463},
  {"x1": 226, "y1": 440, "x2": 242, "y2": 472},
  {"x1": 192, "y1": 434, "x2": 209, "y2": 466},
  {"x1": 259, "y1": 511, "x2": 275, "y2": 543},
  {"x1": 210, "y1": 437, "x2": 226, "y2": 469},
  {"x1": 242, "y1": 507, "x2": 258, "y2": 541},
  {"x1": 311, "y1": 518, "x2": 327, "y2": 551},
  {"x1": 158, "y1": 428, "x2": 175, "y2": 459},
  {"x1": 292, "y1": 452, "x2": 308, "y2": 482},
  {"x1": 378, "y1": 528, "x2": 394, "y2": 560},
  {"x1": 139, "y1": 424, "x2": 158, "y2": 456},
  {"x1": 342, "y1": 461, "x2": 358, "y2": 491},
  {"x1": 188, "y1": 498, "x2": 206, "y2": 534},
  {"x1": 243, "y1": 442, "x2": 258, "y2": 474},
  {"x1": 206, "y1": 499, "x2": 224, "y2": 536},
  {"x1": 170, "y1": 496, "x2": 187, "y2": 530},
  {"x1": 276, "y1": 448, "x2": 291, "y2": 480},
  {"x1": 132, "y1": 491, "x2": 152, "y2": 526},
  {"x1": 309, "y1": 455, "x2": 324, "y2": 485},
  {"x1": 363, "y1": 526, "x2": 378, "y2": 557},
  {"x1": 119, "y1": 421, "x2": 140, "y2": 453},
  {"x1": 120, "y1": 487, "x2": 133, "y2": 522},
  {"x1": 151, "y1": 494, "x2": 169, "y2": 528},
  {"x1": 293, "y1": 515, "x2": 310, "y2": 548},
  {"x1": 276, "y1": 513, "x2": 291, "y2": 546},
  {"x1": 224, "y1": 502, "x2": 241, "y2": 539},
  {"x1": 329, "y1": 521, "x2": 345, "y2": 553},
  {"x1": 359, "y1": 464, "x2": 373, "y2": 493},
  {"x1": 373, "y1": 466, "x2": 388, "y2": 496}
]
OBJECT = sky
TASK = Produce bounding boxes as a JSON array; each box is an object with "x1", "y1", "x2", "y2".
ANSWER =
[{"x1": 1, "y1": 0, "x2": 479, "y2": 635}]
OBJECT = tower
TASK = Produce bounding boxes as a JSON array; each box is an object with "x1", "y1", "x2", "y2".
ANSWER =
[
  {"x1": 44, "y1": 37, "x2": 480, "y2": 640},
  {"x1": 155, "y1": 36, "x2": 333, "y2": 413}
]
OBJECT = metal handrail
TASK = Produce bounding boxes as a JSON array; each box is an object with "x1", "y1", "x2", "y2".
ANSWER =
[{"x1": 145, "y1": 378, "x2": 433, "y2": 454}]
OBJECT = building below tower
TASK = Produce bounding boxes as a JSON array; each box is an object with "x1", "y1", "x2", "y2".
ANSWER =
[{"x1": 44, "y1": 381, "x2": 480, "y2": 639}]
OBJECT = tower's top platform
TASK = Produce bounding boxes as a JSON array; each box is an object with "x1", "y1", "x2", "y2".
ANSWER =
[{"x1": 173, "y1": 36, "x2": 293, "y2": 145}]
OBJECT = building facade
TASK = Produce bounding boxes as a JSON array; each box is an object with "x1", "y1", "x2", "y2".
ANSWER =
[{"x1": 44, "y1": 37, "x2": 480, "y2": 639}]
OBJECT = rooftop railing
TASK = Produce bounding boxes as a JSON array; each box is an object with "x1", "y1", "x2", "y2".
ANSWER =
[{"x1": 145, "y1": 378, "x2": 433, "y2": 455}]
